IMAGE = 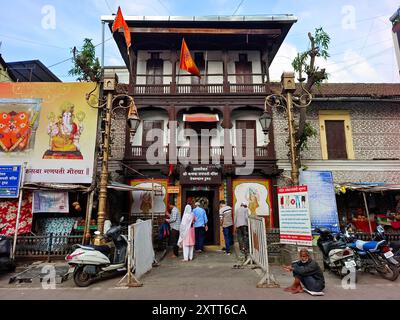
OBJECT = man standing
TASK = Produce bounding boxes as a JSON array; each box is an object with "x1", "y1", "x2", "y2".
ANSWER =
[
  {"x1": 219, "y1": 200, "x2": 233, "y2": 255},
  {"x1": 193, "y1": 202, "x2": 208, "y2": 253},
  {"x1": 235, "y1": 202, "x2": 250, "y2": 257},
  {"x1": 166, "y1": 203, "x2": 181, "y2": 257}
]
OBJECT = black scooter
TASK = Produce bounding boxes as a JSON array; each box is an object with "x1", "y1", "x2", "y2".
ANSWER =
[
  {"x1": 0, "y1": 232, "x2": 16, "y2": 273},
  {"x1": 372, "y1": 225, "x2": 400, "y2": 264}
]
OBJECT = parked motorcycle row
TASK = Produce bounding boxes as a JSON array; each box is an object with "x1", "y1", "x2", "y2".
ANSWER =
[{"x1": 316, "y1": 225, "x2": 400, "y2": 282}]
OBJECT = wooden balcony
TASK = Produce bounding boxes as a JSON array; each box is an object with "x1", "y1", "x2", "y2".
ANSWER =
[
  {"x1": 127, "y1": 146, "x2": 271, "y2": 161},
  {"x1": 131, "y1": 73, "x2": 270, "y2": 95}
]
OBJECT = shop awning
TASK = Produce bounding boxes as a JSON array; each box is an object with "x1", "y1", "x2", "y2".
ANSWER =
[
  {"x1": 183, "y1": 113, "x2": 219, "y2": 123},
  {"x1": 336, "y1": 182, "x2": 400, "y2": 193},
  {"x1": 108, "y1": 182, "x2": 164, "y2": 195}
]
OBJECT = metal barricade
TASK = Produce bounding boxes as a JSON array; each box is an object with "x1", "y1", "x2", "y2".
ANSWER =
[{"x1": 243, "y1": 216, "x2": 279, "y2": 288}]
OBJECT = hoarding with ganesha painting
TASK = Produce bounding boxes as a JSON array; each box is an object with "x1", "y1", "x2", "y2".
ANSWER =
[{"x1": 0, "y1": 83, "x2": 99, "y2": 184}]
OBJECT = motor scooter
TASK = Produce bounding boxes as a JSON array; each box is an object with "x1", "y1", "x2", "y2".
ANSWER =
[
  {"x1": 0, "y1": 231, "x2": 16, "y2": 274},
  {"x1": 372, "y1": 225, "x2": 400, "y2": 264},
  {"x1": 315, "y1": 227, "x2": 357, "y2": 279},
  {"x1": 66, "y1": 218, "x2": 128, "y2": 287}
]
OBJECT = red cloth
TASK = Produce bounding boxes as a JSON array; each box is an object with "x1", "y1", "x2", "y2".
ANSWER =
[
  {"x1": 0, "y1": 192, "x2": 33, "y2": 236},
  {"x1": 180, "y1": 38, "x2": 201, "y2": 77},
  {"x1": 352, "y1": 220, "x2": 377, "y2": 233},
  {"x1": 112, "y1": 7, "x2": 131, "y2": 52},
  {"x1": 391, "y1": 221, "x2": 400, "y2": 229}
]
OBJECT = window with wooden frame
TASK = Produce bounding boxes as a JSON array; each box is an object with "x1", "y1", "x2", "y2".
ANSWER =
[{"x1": 319, "y1": 111, "x2": 355, "y2": 160}]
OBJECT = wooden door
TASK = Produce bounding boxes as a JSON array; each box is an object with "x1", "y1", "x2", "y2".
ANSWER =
[
  {"x1": 325, "y1": 120, "x2": 348, "y2": 159},
  {"x1": 236, "y1": 120, "x2": 256, "y2": 156},
  {"x1": 142, "y1": 120, "x2": 163, "y2": 148},
  {"x1": 235, "y1": 54, "x2": 253, "y2": 92}
]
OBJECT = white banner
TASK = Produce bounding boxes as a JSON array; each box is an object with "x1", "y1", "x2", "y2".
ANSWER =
[
  {"x1": 278, "y1": 186, "x2": 312, "y2": 246},
  {"x1": 33, "y1": 191, "x2": 69, "y2": 213},
  {"x1": 134, "y1": 219, "x2": 155, "y2": 279}
]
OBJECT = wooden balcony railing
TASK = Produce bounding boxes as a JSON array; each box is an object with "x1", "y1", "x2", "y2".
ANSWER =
[
  {"x1": 128, "y1": 146, "x2": 270, "y2": 161},
  {"x1": 132, "y1": 73, "x2": 270, "y2": 95}
]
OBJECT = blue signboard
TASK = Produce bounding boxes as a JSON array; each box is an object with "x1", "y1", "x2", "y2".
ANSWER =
[
  {"x1": 299, "y1": 171, "x2": 340, "y2": 233},
  {"x1": 0, "y1": 165, "x2": 22, "y2": 198}
]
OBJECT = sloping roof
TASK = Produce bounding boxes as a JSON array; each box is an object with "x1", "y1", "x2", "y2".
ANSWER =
[
  {"x1": 270, "y1": 83, "x2": 400, "y2": 99},
  {"x1": 0, "y1": 54, "x2": 16, "y2": 81},
  {"x1": 7, "y1": 60, "x2": 61, "y2": 82}
]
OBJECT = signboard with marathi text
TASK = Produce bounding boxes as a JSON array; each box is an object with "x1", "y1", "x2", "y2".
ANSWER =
[
  {"x1": 180, "y1": 165, "x2": 221, "y2": 185},
  {"x1": 278, "y1": 185, "x2": 312, "y2": 246},
  {"x1": 0, "y1": 83, "x2": 99, "y2": 184},
  {"x1": 0, "y1": 165, "x2": 22, "y2": 198},
  {"x1": 300, "y1": 171, "x2": 340, "y2": 233}
]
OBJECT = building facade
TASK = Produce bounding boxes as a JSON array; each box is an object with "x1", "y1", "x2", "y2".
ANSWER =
[
  {"x1": 273, "y1": 83, "x2": 400, "y2": 229},
  {"x1": 103, "y1": 15, "x2": 298, "y2": 245}
]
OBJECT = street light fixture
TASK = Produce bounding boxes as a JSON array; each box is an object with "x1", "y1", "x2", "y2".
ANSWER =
[
  {"x1": 87, "y1": 72, "x2": 140, "y2": 239},
  {"x1": 263, "y1": 72, "x2": 312, "y2": 186}
]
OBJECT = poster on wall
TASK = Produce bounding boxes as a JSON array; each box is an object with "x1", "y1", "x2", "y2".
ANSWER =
[
  {"x1": 233, "y1": 179, "x2": 273, "y2": 218},
  {"x1": 33, "y1": 191, "x2": 69, "y2": 213},
  {"x1": 278, "y1": 186, "x2": 312, "y2": 246},
  {"x1": 0, "y1": 83, "x2": 99, "y2": 184},
  {"x1": 300, "y1": 171, "x2": 340, "y2": 233},
  {"x1": 130, "y1": 180, "x2": 168, "y2": 217}
]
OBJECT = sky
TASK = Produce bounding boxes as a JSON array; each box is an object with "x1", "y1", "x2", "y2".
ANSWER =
[{"x1": 0, "y1": 0, "x2": 399, "y2": 83}]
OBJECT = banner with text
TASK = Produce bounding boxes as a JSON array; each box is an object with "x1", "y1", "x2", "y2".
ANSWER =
[
  {"x1": 300, "y1": 171, "x2": 340, "y2": 233},
  {"x1": 0, "y1": 83, "x2": 99, "y2": 183},
  {"x1": 278, "y1": 186, "x2": 312, "y2": 246}
]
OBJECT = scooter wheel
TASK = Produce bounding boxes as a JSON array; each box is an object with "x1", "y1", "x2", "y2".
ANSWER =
[{"x1": 73, "y1": 266, "x2": 94, "y2": 287}]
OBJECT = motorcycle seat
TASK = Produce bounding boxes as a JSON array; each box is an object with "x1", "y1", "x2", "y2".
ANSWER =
[{"x1": 353, "y1": 240, "x2": 385, "y2": 252}]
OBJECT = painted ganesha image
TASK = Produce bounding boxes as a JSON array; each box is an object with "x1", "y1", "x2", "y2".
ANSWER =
[{"x1": 43, "y1": 102, "x2": 86, "y2": 160}]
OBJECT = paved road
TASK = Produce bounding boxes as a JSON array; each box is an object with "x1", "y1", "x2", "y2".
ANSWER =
[{"x1": 1, "y1": 251, "x2": 400, "y2": 300}]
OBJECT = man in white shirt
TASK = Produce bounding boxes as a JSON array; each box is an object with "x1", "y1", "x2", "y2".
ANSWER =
[
  {"x1": 219, "y1": 200, "x2": 233, "y2": 255},
  {"x1": 235, "y1": 202, "x2": 250, "y2": 256}
]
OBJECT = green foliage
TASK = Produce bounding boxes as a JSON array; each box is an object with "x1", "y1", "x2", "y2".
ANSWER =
[
  {"x1": 298, "y1": 122, "x2": 318, "y2": 152},
  {"x1": 68, "y1": 38, "x2": 101, "y2": 82},
  {"x1": 292, "y1": 27, "x2": 330, "y2": 85}
]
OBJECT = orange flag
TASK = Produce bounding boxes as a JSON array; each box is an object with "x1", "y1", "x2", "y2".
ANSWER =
[
  {"x1": 179, "y1": 38, "x2": 201, "y2": 78},
  {"x1": 112, "y1": 7, "x2": 131, "y2": 53}
]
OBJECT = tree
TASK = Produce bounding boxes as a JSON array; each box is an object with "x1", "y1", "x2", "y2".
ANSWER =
[
  {"x1": 69, "y1": 38, "x2": 101, "y2": 82},
  {"x1": 291, "y1": 27, "x2": 330, "y2": 170}
]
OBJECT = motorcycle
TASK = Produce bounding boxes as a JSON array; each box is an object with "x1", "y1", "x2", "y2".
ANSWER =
[
  {"x1": 66, "y1": 218, "x2": 128, "y2": 287},
  {"x1": 315, "y1": 227, "x2": 357, "y2": 279},
  {"x1": 345, "y1": 225, "x2": 399, "y2": 281},
  {"x1": 372, "y1": 225, "x2": 400, "y2": 264},
  {"x1": 0, "y1": 232, "x2": 16, "y2": 274}
]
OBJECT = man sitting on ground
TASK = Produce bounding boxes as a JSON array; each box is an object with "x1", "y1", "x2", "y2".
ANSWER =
[{"x1": 283, "y1": 248, "x2": 325, "y2": 294}]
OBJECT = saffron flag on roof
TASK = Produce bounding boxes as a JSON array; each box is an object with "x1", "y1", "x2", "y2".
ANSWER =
[
  {"x1": 179, "y1": 38, "x2": 201, "y2": 78},
  {"x1": 112, "y1": 7, "x2": 131, "y2": 54}
]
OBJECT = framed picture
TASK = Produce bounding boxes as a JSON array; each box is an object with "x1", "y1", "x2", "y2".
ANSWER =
[
  {"x1": 232, "y1": 179, "x2": 273, "y2": 223},
  {"x1": 129, "y1": 179, "x2": 168, "y2": 216}
]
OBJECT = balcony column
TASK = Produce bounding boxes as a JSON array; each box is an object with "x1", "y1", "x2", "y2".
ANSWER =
[
  {"x1": 262, "y1": 49, "x2": 271, "y2": 93},
  {"x1": 170, "y1": 50, "x2": 178, "y2": 94},
  {"x1": 128, "y1": 48, "x2": 137, "y2": 96},
  {"x1": 221, "y1": 105, "x2": 233, "y2": 165},
  {"x1": 222, "y1": 51, "x2": 229, "y2": 93},
  {"x1": 168, "y1": 105, "x2": 177, "y2": 166}
]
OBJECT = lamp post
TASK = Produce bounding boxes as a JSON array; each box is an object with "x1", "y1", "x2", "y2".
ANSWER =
[
  {"x1": 89, "y1": 71, "x2": 140, "y2": 238},
  {"x1": 259, "y1": 72, "x2": 312, "y2": 186}
]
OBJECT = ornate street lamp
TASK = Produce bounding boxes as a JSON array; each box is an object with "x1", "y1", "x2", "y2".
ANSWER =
[
  {"x1": 86, "y1": 72, "x2": 140, "y2": 239},
  {"x1": 263, "y1": 72, "x2": 312, "y2": 186}
]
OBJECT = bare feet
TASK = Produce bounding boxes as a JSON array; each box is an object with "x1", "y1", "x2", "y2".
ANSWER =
[
  {"x1": 181, "y1": 259, "x2": 189, "y2": 262},
  {"x1": 291, "y1": 287, "x2": 304, "y2": 294}
]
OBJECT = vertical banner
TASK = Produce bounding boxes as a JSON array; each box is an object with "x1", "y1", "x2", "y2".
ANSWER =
[
  {"x1": 278, "y1": 186, "x2": 312, "y2": 246},
  {"x1": 300, "y1": 171, "x2": 340, "y2": 233},
  {"x1": 0, "y1": 165, "x2": 22, "y2": 198}
]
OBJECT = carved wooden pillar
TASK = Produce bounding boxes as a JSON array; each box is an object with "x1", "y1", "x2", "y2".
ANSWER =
[
  {"x1": 128, "y1": 49, "x2": 137, "y2": 96},
  {"x1": 168, "y1": 105, "x2": 178, "y2": 165},
  {"x1": 222, "y1": 51, "x2": 229, "y2": 93},
  {"x1": 170, "y1": 50, "x2": 178, "y2": 94}
]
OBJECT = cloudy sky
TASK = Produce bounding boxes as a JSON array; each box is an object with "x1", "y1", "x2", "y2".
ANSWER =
[{"x1": 1, "y1": 0, "x2": 399, "y2": 83}]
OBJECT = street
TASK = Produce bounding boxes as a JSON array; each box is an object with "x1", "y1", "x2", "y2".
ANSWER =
[{"x1": 1, "y1": 250, "x2": 400, "y2": 300}]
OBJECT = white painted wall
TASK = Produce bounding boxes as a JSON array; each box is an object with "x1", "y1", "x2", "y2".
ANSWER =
[
  {"x1": 136, "y1": 50, "x2": 263, "y2": 85},
  {"x1": 131, "y1": 110, "x2": 169, "y2": 146},
  {"x1": 231, "y1": 110, "x2": 265, "y2": 147}
]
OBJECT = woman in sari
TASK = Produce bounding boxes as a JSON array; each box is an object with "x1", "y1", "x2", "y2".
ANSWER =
[{"x1": 178, "y1": 204, "x2": 196, "y2": 262}]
